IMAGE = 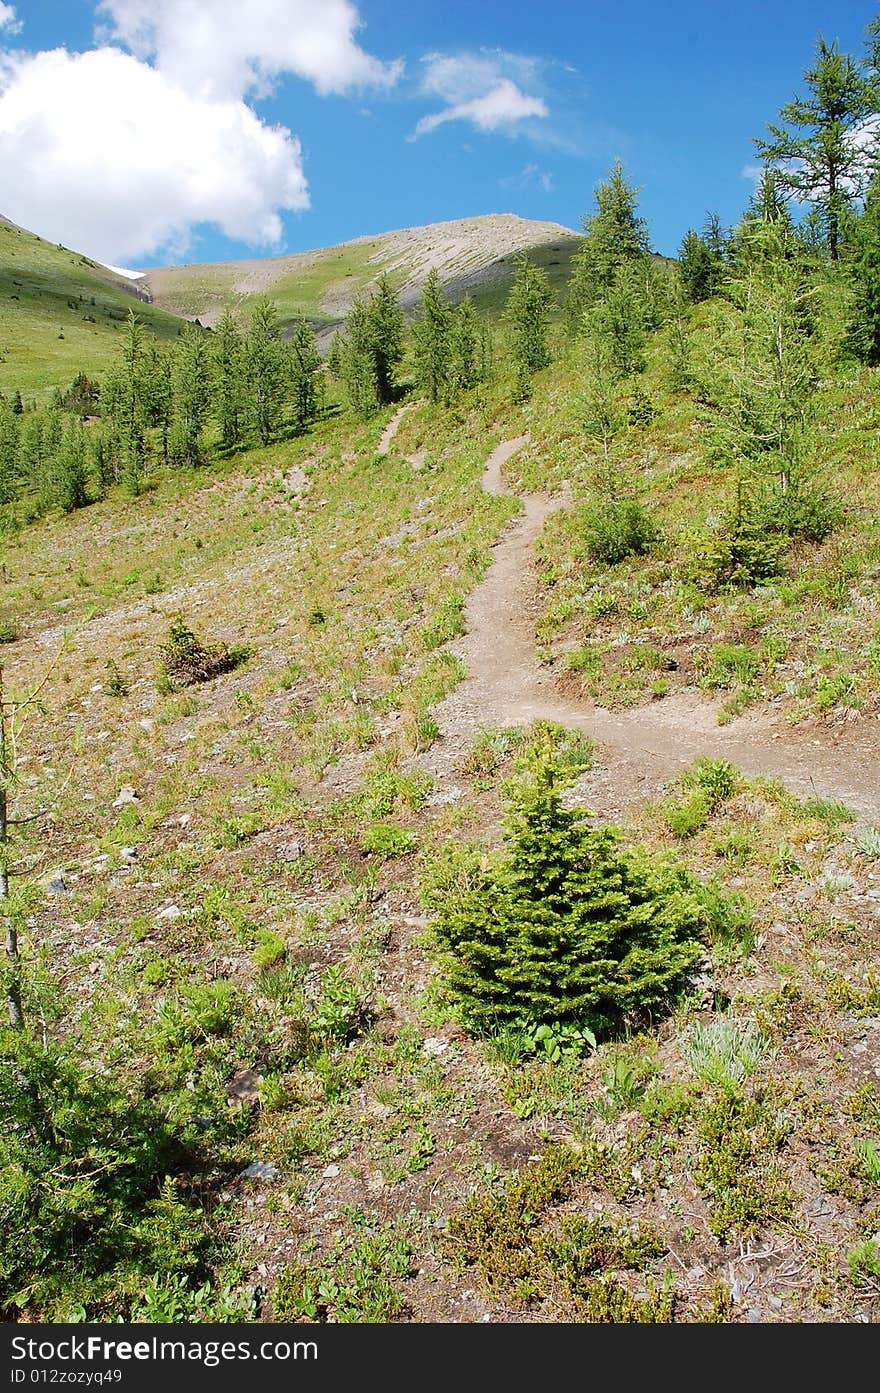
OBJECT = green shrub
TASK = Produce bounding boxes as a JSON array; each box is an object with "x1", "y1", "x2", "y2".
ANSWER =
[
  {"x1": 681, "y1": 758, "x2": 739, "y2": 806},
  {"x1": 0, "y1": 1037, "x2": 219, "y2": 1319},
  {"x1": 581, "y1": 496, "x2": 658, "y2": 565},
  {"x1": 763, "y1": 483, "x2": 839, "y2": 543},
  {"x1": 684, "y1": 519, "x2": 785, "y2": 592},
  {"x1": 0, "y1": 619, "x2": 17, "y2": 643},
  {"x1": 157, "y1": 615, "x2": 250, "y2": 692},
  {"x1": 361, "y1": 820, "x2": 417, "y2": 858},
  {"x1": 662, "y1": 790, "x2": 712, "y2": 838},
  {"x1": 694, "y1": 1087, "x2": 795, "y2": 1239},
  {"x1": 425, "y1": 753, "x2": 704, "y2": 1036}
]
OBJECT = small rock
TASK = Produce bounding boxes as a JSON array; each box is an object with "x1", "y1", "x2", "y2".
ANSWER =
[
  {"x1": 45, "y1": 870, "x2": 67, "y2": 895},
  {"x1": 423, "y1": 1037, "x2": 450, "y2": 1057},
  {"x1": 427, "y1": 784, "x2": 462, "y2": 807},
  {"x1": 240, "y1": 1161, "x2": 278, "y2": 1180},
  {"x1": 322, "y1": 1163, "x2": 340, "y2": 1178},
  {"x1": 277, "y1": 841, "x2": 303, "y2": 862},
  {"x1": 112, "y1": 785, "x2": 139, "y2": 809},
  {"x1": 119, "y1": 846, "x2": 137, "y2": 864},
  {"x1": 155, "y1": 904, "x2": 182, "y2": 921}
]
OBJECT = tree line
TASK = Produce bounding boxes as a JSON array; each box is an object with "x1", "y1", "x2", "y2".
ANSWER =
[{"x1": 3, "y1": 10, "x2": 880, "y2": 527}]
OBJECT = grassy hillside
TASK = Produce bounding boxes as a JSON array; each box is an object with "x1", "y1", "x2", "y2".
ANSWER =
[
  {"x1": 0, "y1": 218, "x2": 184, "y2": 404},
  {"x1": 140, "y1": 214, "x2": 583, "y2": 338},
  {"x1": 4, "y1": 285, "x2": 880, "y2": 1319}
]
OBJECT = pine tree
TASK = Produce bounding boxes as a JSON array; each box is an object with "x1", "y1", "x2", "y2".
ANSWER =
[
  {"x1": 678, "y1": 229, "x2": 716, "y2": 303},
  {"x1": 212, "y1": 307, "x2": 245, "y2": 450},
  {"x1": 287, "y1": 319, "x2": 322, "y2": 430},
  {"x1": 366, "y1": 276, "x2": 404, "y2": 406},
  {"x1": 17, "y1": 414, "x2": 42, "y2": 495},
  {"x1": 0, "y1": 399, "x2": 20, "y2": 507},
  {"x1": 54, "y1": 418, "x2": 89, "y2": 513},
  {"x1": 143, "y1": 344, "x2": 173, "y2": 467},
  {"x1": 171, "y1": 324, "x2": 212, "y2": 466},
  {"x1": 411, "y1": 269, "x2": 452, "y2": 404},
  {"x1": 338, "y1": 299, "x2": 380, "y2": 419},
  {"x1": 586, "y1": 260, "x2": 650, "y2": 377},
  {"x1": 103, "y1": 310, "x2": 150, "y2": 494},
  {"x1": 568, "y1": 161, "x2": 651, "y2": 329},
  {"x1": 755, "y1": 35, "x2": 876, "y2": 261},
  {"x1": 245, "y1": 296, "x2": 288, "y2": 444},
  {"x1": 449, "y1": 294, "x2": 491, "y2": 394},
  {"x1": 504, "y1": 254, "x2": 554, "y2": 399},
  {"x1": 849, "y1": 173, "x2": 880, "y2": 361},
  {"x1": 428, "y1": 751, "x2": 703, "y2": 1034},
  {"x1": 579, "y1": 335, "x2": 625, "y2": 467},
  {"x1": 10, "y1": 391, "x2": 22, "y2": 416},
  {"x1": 705, "y1": 222, "x2": 834, "y2": 543}
]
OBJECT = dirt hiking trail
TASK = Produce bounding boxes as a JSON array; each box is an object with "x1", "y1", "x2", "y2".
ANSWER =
[{"x1": 424, "y1": 437, "x2": 880, "y2": 819}]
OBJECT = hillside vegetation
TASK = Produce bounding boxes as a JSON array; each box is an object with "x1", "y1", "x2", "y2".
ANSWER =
[
  {"x1": 3, "y1": 15, "x2": 880, "y2": 1327},
  {"x1": 0, "y1": 218, "x2": 183, "y2": 403}
]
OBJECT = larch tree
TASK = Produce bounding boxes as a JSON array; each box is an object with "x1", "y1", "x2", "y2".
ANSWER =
[
  {"x1": 338, "y1": 298, "x2": 380, "y2": 419},
  {"x1": 567, "y1": 161, "x2": 651, "y2": 329},
  {"x1": 287, "y1": 319, "x2": 322, "y2": 431},
  {"x1": 212, "y1": 307, "x2": 245, "y2": 450},
  {"x1": 411, "y1": 269, "x2": 452, "y2": 405},
  {"x1": 246, "y1": 296, "x2": 289, "y2": 444},
  {"x1": 504, "y1": 254, "x2": 555, "y2": 399},
  {"x1": 366, "y1": 276, "x2": 404, "y2": 406},
  {"x1": 449, "y1": 295, "x2": 491, "y2": 394},
  {"x1": 755, "y1": 35, "x2": 876, "y2": 261},
  {"x1": 172, "y1": 324, "x2": 212, "y2": 467}
]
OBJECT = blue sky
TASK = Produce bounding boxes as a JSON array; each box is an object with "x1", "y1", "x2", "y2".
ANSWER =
[{"x1": 0, "y1": 0, "x2": 876, "y2": 266}]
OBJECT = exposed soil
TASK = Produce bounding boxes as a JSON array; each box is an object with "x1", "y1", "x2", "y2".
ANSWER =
[{"x1": 426, "y1": 437, "x2": 880, "y2": 819}]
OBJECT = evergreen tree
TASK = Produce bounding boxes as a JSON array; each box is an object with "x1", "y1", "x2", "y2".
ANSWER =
[
  {"x1": 17, "y1": 413, "x2": 42, "y2": 495},
  {"x1": 103, "y1": 310, "x2": 150, "y2": 494},
  {"x1": 586, "y1": 261, "x2": 650, "y2": 377},
  {"x1": 10, "y1": 391, "x2": 22, "y2": 416},
  {"x1": 287, "y1": 319, "x2": 322, "y2": 430},
  {"x1": 365, "y1": 276, "x2": 404, "y2": 406},
  {"x1": 427, "y1": 751, "x2": 703, "y2": 1034},
  {"x1": 212, "y1": 307, "x2": 245, "y2": 450},
  {"x1": 245, "y1": 296, "x2": 288, "y2": 444},
  {"x1": 0, "y1": 399, "x2": 20, "y2": 506},
  {"x1": 705, "y1": 221, "x2": 834, "y2": 541},
  {"x1": 504, "y1": 254, "x2": 554, "y2": 399},
  {"x1": 755, "y1": 35, "x2": 876, "y2": 260},
  {"x1": 579, "y1": 335, "x2": 625, "y2": 466},
  {"x1": 143, "y1": 344, "x2": 173, "y2": 467},
  {"x1": 338, "y1": 299, "x2": 380, "y2": 419},
  {"x1": 449, "y1": 294, "x2": 491, "y2": 394},
  {"x1": 850, "y1": 174, "x2": 880, "y2": 361},
  {"x1": 411, "y1": 269, "x2": 452, "y2": 404},
  {"x1": 54, "y1": 418, "x2": 89, "y2": 513},
  {"x1": 678, "y1": 229, "x2": 716, "y2": 303},
  {"x1": 171, "y1": 324, "x2": 212, "y2": 466},
  {"x1": 568, "y1": 161, "x2": 651, "y2": 328}
]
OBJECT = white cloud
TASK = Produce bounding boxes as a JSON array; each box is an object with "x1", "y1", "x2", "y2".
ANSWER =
[
  {"x1": 0, "y1": 4, "x2": 20, "y2": 34},
  {"x1": 412, "y1": 50, "x2": 548, "y2": 139},
  {"x1": 0, "y1": 46, "x2": 309, "y2": 262},
  {"x1": 97, "y1": 0, "x2": 402, "y2": 100}
]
